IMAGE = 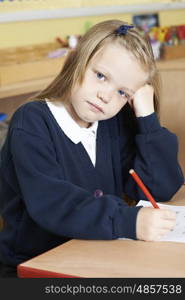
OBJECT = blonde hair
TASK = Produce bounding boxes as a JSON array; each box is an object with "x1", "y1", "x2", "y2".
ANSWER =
[{"x1": 36, "y1": 19, "x2": 161, "y2": 114}]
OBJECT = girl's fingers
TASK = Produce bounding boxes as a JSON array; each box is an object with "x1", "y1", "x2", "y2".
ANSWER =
[
  {"x1": 160, "y1": 209, "x2": 176, "y2": 221},
  {"x1": 160, "y1": 220, "x2": 176, "y2": 231}
]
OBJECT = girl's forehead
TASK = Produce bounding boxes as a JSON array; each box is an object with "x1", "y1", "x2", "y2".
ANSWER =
[
  {"x1": 90, "y1": 43, "x2": 141, "y2": 70},
  {"x1": 89, "y1": 44, "x2": 149, "y2": 91},
  {"x1": 90, "y1": 44, "x2": 119, "y2": 64}
]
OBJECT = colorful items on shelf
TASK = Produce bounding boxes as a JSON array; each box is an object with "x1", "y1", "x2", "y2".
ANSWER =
[
  {"x1": 148, "y1": 25, "x2": 185, "y2": 46},
  {"x1": 56, "y1": 35, "x2": 82, "y2": 50},
  {"x1": 146, "y1": 24, "x2": 185, "y2": 60}
]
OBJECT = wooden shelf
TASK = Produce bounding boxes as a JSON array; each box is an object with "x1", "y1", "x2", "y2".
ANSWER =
[{"x1": 0, "y1": 76, "x2": 55, "y2": 99}]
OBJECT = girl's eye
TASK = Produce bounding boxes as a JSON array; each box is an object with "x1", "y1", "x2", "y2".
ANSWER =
[
  {"x1": 96, "y1": 72, "x2": 105, "y2": 80},
  {"x1": 118, "y1": 90, "x2": 130, "y2": 100}
]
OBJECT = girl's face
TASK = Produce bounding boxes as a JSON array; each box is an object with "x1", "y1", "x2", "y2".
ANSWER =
[{"x1": 65, "y1": 43, "x2": 148, "y2": 128}]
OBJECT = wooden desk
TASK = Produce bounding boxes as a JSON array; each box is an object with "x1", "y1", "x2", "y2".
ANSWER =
[{"x1": 17, "y1": 186, "x2": 185, "y2": 278}]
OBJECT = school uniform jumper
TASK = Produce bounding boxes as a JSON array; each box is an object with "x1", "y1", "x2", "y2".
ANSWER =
[{"x1": 0, "y1": 100, "x2": 184, "y2": 266}]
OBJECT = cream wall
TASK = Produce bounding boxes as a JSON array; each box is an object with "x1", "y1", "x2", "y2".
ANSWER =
[{"x1": 0, "y1": 0, "x2": 185, "y2": 49}]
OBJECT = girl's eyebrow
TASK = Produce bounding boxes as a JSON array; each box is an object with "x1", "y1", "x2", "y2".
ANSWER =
[{"x1": 95, "y1": 64, "x2": 135, "y2": 95}]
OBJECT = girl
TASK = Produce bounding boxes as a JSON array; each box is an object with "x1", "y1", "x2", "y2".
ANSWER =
[{"x1": 0, "y1": 20, "x2": 184, "y2": 277}]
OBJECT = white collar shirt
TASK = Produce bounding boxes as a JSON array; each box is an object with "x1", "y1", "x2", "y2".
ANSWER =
[{"x1": 46, "y1": 100, "x2": 98, "y2": 166}]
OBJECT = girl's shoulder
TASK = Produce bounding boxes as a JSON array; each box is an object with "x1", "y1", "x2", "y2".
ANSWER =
[
  {"x1": 9, "y1": 100, "x2": 52, "y2": 137},
  {"x1": 12, "y1": 100, "x2": 47, "y2": 119}
]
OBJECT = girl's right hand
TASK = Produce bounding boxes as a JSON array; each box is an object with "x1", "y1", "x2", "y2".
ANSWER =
[
  {"x1": 130, "y1": 84, "x2": 155, "y2": 117},
  {"x1": 136, "y1": 207, "x2": 176, "y2": 241}
]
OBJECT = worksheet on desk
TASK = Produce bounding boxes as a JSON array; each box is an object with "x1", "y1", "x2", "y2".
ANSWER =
[{"x1": 136, "y1": 200, "x2": 185, "y2": 243}]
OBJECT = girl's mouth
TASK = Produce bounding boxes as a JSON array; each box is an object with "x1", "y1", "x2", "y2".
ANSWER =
[{"x1": 87, "y1": 101, "x2": 104, "y2": 113}]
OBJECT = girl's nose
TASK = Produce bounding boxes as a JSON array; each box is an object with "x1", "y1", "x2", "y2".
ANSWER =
[{"x1": 97, "y1": 90, "x2": 113, "y2": 103}]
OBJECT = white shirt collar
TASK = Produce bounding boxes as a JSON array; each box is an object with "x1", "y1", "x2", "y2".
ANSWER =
[{"x1": 46, "y1": 100, "x2": 98, "y2": 144}]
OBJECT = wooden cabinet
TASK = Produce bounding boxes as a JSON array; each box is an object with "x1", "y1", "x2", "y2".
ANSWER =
[
  {"x1": 0, "y1": 55, "x2": 66, "y2": 118},
  {"x1": 157, "y1": 59, "x2": 185, "y2": 175}
]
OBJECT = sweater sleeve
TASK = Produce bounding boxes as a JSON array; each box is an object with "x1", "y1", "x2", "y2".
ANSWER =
[
  {"x1": 10, "y1": 127, "x2": 141, "y2": 240},
  {"x1": 119, "y1": 108, "x2": 184, "y2": 202}
]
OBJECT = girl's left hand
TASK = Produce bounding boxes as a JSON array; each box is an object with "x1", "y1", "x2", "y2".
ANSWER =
[{"x1": 128, "y1": 84, "x2": 155, "y2": 117}]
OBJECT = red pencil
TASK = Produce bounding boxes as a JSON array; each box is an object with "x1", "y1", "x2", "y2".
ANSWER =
[{"x1": 129, "y1": 169, "x2": 160, "y2": 208}]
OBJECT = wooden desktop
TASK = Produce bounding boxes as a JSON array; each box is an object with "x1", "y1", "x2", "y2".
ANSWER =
[{"x1": 17, "y1": 185, "x2": 185, "y2": 278}]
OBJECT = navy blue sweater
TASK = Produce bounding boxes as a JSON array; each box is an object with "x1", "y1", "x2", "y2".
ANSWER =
[{"x1": 0, "y1": 101, "x2": 184, "y2": 266}]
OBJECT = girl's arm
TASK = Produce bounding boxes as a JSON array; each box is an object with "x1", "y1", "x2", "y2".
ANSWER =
[{"x1": 119, "y1": 104, "x2": 184, "y2": 202}]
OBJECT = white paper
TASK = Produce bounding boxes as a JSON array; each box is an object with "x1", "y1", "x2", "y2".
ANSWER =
[{"x1": 136, "y1": 200, "x2": 185, "y2": 243}]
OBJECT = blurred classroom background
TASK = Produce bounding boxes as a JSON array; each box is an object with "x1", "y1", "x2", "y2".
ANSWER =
[{"x1": 0, "y1": 0, "x2": 185, "y2": 174}]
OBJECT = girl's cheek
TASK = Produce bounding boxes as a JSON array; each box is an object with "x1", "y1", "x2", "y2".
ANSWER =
[{"x1": 120, "y1": 98, "x2": 129, "y2": 109}]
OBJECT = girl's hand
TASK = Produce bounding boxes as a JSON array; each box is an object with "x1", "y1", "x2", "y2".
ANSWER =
[
  {"x1": 136, "y1": 207, "x2": 176, "y2": 242},
  {"x1": 129, "y1": 84, "x2": 155, "y2": 117}
]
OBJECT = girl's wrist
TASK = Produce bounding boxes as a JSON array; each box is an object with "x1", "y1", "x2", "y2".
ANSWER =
[
  {"x1": 136, "y1": 112, "x2": 161, "y2": 134},
  {"x1": 135, "y1": 108, "x2": 154, "y2": 118}
]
